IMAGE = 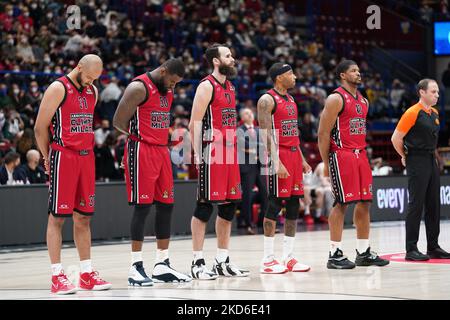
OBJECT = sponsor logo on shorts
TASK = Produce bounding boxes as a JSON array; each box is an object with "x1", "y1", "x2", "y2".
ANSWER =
[
  {"x1": 230, "y1": 187, "x2": 236, "y2": 195},
  {"x1": 294, "y1": 184, "x2": 299, "y2": 191},
  {"x1": 362, "y1": 188, "x2": 367, "y2": 196},
  {"x1": 79, "y1": 199, "x2": 85, "y2": 207},
  {"x1": 346, "y1": 193, "x2": 354, "y2": 198},
  {"x1": 281, "y1": 189, "x2": 288, "y2": 193},
  {"x1": 140, "y1": 194, "x2": 149, "y2": 199},
  {"x1": 163, "y1": 191, "x2": 168, "y2": 199},
  {"x1": 59, "y1": 204, "x2": 69, "y2": 210},
  {"x1": 213, "y1": 192, "x2": 219, "y2": 196}
]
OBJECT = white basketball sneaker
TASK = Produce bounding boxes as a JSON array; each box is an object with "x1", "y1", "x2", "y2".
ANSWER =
[
  {"x1": 191, "y1": 258, "x2": 218, "y2": 280},
  {"x1": 260, "y1": 255, "x2": 288, "y2": 274},
  {"x1": 212, "y1": 256, "x2": 250, "y2": 277},
  {"x1": 152, "y1": 259, "x2": 192, "y2": 283},
  {"x1": 128, "y1": 261, "x2": 153, "y2": 286},
  {"x1": 284, "y1": 255, "x2": 311, "y2": 272}
]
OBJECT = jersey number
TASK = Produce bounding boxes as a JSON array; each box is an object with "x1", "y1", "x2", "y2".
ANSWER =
[{"x1": 78, "y1": 96, "x2": 88, "y2": 110}]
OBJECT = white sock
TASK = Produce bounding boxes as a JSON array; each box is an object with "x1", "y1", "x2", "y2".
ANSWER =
[
  {"x1": 263, "y1": 236, "x2": 275, "y2": 260},
  {"x1": 357, "y1": 239, "x2": 370, "y2": 253},
  {"x1": 80, "y1": 259, "x2": 92, "y2": 273},
  {"x1": 330, "y1": 241, "x2": 342, "y2": 254},
  {"x1": 131, "y1": 251, "x2": 143, "y2": 265},
  {"x1": 156, "y1": 249, "x2": 169, "y2": 263},
  {"x1": 193, "y1": 251, "x2": 203, "y2": 262},
  {"x1": 51, "y1": 263, "x2": 63, "y2": 276},
  {"x1": 282, "y1": 236, "x2": 295, "y2": 261},
  {"x1": 216, "y1": 248, "x2": 228, "y2": 263}
]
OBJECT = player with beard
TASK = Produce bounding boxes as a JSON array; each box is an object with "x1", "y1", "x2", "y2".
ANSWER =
[
  {"x1": 318, "y1": 60, "x2": 389, "y2": 269},
  {"x1": 189, "y1": 43, "x2": 249, "y2": 280},
  {"x1": 35, "y1": 54, "x2": 112, "y2": 294},
  {"x1": 113, "y1": 59, "x2": 192, "y2": 285}
]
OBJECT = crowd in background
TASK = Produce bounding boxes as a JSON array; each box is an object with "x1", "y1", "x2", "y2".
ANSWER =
[{"x1": 0, "y1": 0, "x2": 427, "y2": 186}]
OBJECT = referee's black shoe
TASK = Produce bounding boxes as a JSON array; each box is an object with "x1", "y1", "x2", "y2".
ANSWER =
[
  {"x1": 427, "y1": 247, "x2": 450, "y2": 259},
  {"x1": 355, "y1": 247, "x2": 390, "y2": 266},
  {"x1": 405, "y1": 250, "x2": 429, "y2": 261},
  {"x1": 327, "y1": 249, "x2": 355, "y2": 269}
]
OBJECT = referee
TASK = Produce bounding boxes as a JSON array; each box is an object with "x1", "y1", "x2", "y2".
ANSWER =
[{"x1": 391, "y1": 78, "x2": 450, "y2": 261}]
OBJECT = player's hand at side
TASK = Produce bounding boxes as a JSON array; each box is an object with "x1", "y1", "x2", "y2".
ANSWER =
[
  {"x1": 120, "y1": 157, "x2": 125, "y2": 169},
  {"x1": 43, "y1": 157, "x2": 50, "y2": 175},
  {"x1": 277, "y1": 161, "x2": 290, "y2": 179},
  {"x1": 401, "y1": 156, "x2": 406, "y2": 167}
]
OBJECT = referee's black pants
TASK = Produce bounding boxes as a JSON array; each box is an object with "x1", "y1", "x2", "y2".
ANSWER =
[
  {"x1": 238, "y1": 164, "x2": 268, "y2": 228},
  {"x1": 405, "y1": 153, "x2": 441, "y2": 252}
]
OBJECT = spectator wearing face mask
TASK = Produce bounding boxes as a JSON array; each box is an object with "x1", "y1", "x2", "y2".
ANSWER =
[
  {"x1": 94, "y1": 119, "x2": 111, "y2": 147},
  {"x1": 1, "y1": 34, "x2": 17, "y2": 61},
  {"x1": 0, "y1": 4, "x2": 15, "y2": 32},
  {"x1": 16, "y1": 35, "x2": 36, "y2": 64},
  {"x1": 14, "y1": 149, "x2": 46, "y2": 184},
  {"x1": 99, "y1": 77, "x2": 123, "y2": 121},
  {"x1": 2, "y1": 106, "x2": 24, "y2": 144},
  {"x1": 173, "y1": 88, "x2": 193, "y2": 112},
  {"x1": 0, "y1": 151, "x2": 21, "y2": 185},
  {"x1": 18, "y1": 7, "x2": 34, "y2": 35},
  {"x1": 24, "y1": 81, "x2": 43, "y2": 114}
]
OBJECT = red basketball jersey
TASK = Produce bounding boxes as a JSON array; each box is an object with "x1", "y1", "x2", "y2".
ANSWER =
[
  {"x1": 330, "y1": 86, "x2": 369, "y2": 151},
  {"x1": 266, "y1": 89, "x2": 300, "y2": 147},
  {"x1": 200, "y1": 75, "x2": 237, "y2": 143},
  {"x1": 129, "y1": 72, "x2": 173, "y2": 145},
  {"x1": 51, "y1": 76, "x2": 96, "y2": 151}
]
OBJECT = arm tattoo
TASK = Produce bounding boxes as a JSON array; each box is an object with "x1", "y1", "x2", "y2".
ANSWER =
[
  {"x1": 257, "y1": 96, "x2": 276, "y2": 161},
  {"x1": 284, "y1": 218, "x2": 297, "y2": 237}
]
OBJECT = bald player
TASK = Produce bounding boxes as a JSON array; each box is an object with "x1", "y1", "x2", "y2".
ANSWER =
[{"x1": 35, "y1": 54, "x2": 112, "y2": 294}]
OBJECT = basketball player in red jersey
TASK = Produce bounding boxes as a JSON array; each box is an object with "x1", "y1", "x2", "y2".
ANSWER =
[
  {"x1": 189, "y1": 44, "x2": 249, "y2": 279},
  {"x1": 257, "y1": 63, "x2": 312, "y2": 274},
  {"x1": 318, "y1": 60, "x2": 389, "y2": 269},
  {"x1": 34, "y1": 54, "x2": 111, "y2": 294},
  {"x1": 113, "y1": 59, "x2": 191, "y2": 285}
]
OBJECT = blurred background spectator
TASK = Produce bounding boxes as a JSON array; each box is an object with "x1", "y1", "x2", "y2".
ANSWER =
[{"x1": 0, "y1": 0, "x2": 444, "y2": 181}]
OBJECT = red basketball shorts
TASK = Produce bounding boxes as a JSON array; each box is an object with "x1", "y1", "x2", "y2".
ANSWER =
[
  {"x1": 48, "y1": 143, "x2": 95, "y2": 217},
  {"x1": 197, "y1": 142, "x2": 241, "y2": 202},
  {"x1": 267, "y1": 145, "x2": 304, "y2": 199},
  {"x1": 328, "y1": 148, "x2": 373, "y2": 205},
  {"x1": 125, "y1": 140, "x2": 174, "y2": 205}
]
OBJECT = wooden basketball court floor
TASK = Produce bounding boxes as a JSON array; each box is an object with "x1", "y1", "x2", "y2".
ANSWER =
[{"x1": 1, "y1": 221, "x2": 449, "y2": 300}]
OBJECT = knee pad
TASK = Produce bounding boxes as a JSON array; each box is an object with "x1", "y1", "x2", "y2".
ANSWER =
[
  {"x1": 285, "y1": 197, "x2": 300, "y2": 220},
  {"x1": 193, "y1": 202, "x2": 214, "y2": 223},
  {"x1": 155, "y1": 202, "x2": 173, "y2": 240},
  {"x1": 265, "y1": 196, "x2": 282, "y2": 221},
  {"x1": 217, "y1": 203, "x2": 236, "y2": 221},
  {"x1": 130, "y1": 204, "x2": 151, "y2": 241}
]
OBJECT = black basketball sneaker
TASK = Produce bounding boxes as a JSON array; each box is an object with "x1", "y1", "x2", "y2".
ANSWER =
[
  {"x1": 355, "y1": 247, "x2": 390, "y2": 266},
  {"x1": 327, "y1": 249, "x2": 356, "y2": 269}
]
